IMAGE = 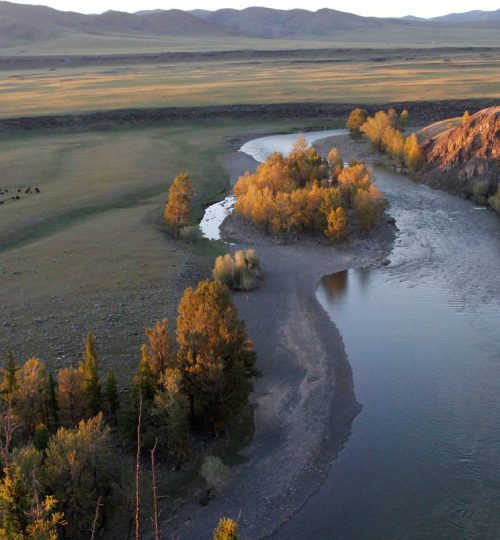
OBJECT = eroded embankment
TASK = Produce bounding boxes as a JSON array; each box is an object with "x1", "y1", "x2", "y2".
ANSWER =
[
  {"x1": 168, "y1": 135, "x2": 396, "y2": 539},
  {"x1": 0, "y1": 99, "x2": 497, "y2": 133}
]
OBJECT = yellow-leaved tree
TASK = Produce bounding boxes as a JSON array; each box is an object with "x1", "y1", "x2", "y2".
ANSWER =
[{"x1": 164, "y1": 173, "x2": 193, "y2": 236}]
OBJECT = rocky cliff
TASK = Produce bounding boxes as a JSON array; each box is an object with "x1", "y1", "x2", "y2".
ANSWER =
[{"x1": 421, "y1": 106, "x2": 499, "y2": 200}]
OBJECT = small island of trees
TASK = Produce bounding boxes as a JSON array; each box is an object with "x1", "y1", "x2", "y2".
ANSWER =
[{"x1": 234, "y1": 137, "x2": 387, "y2": 242}]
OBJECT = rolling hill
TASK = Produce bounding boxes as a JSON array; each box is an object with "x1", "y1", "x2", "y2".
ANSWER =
[{"x1": 0, "y1": 1, "x2": 500, "y2": 51}]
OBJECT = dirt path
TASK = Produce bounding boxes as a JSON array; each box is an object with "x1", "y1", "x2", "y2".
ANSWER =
[{"x1": 168, "y1": 136, "x2": 396, "y2": 538}]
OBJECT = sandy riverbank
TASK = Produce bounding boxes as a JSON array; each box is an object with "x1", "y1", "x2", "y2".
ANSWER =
[{"x1": 169, "y1": 133, "x2": 396, "y2": 538}]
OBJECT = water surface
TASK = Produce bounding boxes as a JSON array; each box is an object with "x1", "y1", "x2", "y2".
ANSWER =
[{"x1": 275, "y1": 165, "x2": 500, "y2": 539}]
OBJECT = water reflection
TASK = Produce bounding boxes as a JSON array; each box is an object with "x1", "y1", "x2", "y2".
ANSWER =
[{"x1": 321, "y1": 270, "x2": 349, "y2": 300}]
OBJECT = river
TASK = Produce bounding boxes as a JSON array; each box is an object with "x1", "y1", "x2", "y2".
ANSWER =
[{"x1": 201, "y1": 130, "x2": 500, "y2": 538}]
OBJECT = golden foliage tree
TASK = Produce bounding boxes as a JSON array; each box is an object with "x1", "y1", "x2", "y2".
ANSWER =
[
  {"x1": 325, "y1": 207, "x2": 348, "y2": 243},
  {"x1": 360, "y1": 111, "x2": 392, "y2": 152},
  {"x1": 382, "y1": 126, "x2": 406, "y2": 168},
  {"x1": 135, "y1": 319, "x2": 176, "y2": 400},
  {"x1": 12, "y1": 358, "x2": 49, "y2": 436},
  {"x1": 176, "y1": 280, "x2": 256, "y2": 432},
  {"x1": 404, "y1": 134, "x2": 425, "y2": 171},
  {"x1": 56, "y1": 367, "x2": 87, "y2": 427},
  {"x1": 213, "y1": 517, "x2": 240, "y2": 540},
  {"x1": 164, "y1": 173, "x2": 193, "y2": 236},
  {"x1": 347, "y1": 108, "x2": 368, "y2": 139}
]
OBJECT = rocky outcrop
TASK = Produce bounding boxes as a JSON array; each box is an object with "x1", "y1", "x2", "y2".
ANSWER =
[{"x1": 421, "y1": 106, "x2": 500, "y2": 196}]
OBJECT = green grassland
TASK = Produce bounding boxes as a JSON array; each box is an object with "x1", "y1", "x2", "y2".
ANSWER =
[{"x1": 1, "y1": 49, "x2": 499, "y2": 118}]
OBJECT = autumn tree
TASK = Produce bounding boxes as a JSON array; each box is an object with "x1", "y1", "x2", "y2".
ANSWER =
[
  {"x1": 80, "y1": 332, "x2": 102, "y2": 416},
  {"x1": 164, "y1": 173, "x2": 193, "y2": 236},
  {"x1": 134, "y1": 319, "x2": 176, "y2": 401},
  {"x1": 404, "y1": 134, "x2": 425, "y2": 171},
  {"x1": 462, "y1": 110, "x2": 470, "y2": 124},
  {"x1": 325, "y1": 207, "x2": 348, "y2": 243},
  {"x1": 353, "y1": 185, "x2": 387, "y2": 232},
  {"x1": 347, "y1": 108, "x2": 368, "y2": 139},
  {"x1": 399, "y1": 109, "x2": 410, "y2": 129},
  {"x1": 0, "y1": 446, "x2": 64, "y2": 540},
  {"x1": 176, "y1": 280, "x2": 256, "y2": 432},
  {"x1": 327, "y1": 147, "x2": 344, "y2": 179},
  {"x1": 213, "y1": 517, "x2": 239, "y2": 540},
  {"x1": 382, "y1": 126, "x2": 406, "y2": 168},
  {"x1": 12, "y1": 358, "x2": 49, "y2": 437},
  {"x1": 361, "y1": 111, "x2": 393, "y2": 152},
  {"x1": 56, "y1": 367, "x2": 87, "y2": 426}
]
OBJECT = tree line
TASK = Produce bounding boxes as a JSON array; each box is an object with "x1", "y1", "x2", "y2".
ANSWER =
[
  {"x1": 347, "y1": 107, "x2": 424, "y2": 171},
  {"x1": 0, "y1": 279, "x2": 255, "y2": 538},
  {"x1": 233, "y1": 138, "x2": 387, "y2": 242}
]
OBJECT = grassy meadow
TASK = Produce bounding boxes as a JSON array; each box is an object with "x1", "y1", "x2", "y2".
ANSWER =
[
  {"x1": 1, "y1": 48, "x2": 499, "y2": 117},
  {"x1": 0, "y1": 117, "x2": 342, "y2": 381}
]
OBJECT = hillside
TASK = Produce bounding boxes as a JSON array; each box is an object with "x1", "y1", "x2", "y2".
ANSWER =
[
  {"x1": 1, "y1": 2, "x2": 500, "y2": 51},
  {"x1": 421, "y1": 107, "x2": 500, "y2": 200}
]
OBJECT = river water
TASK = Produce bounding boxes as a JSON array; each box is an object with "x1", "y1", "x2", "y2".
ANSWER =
[{"x1": 202, "y1": 130, "x2": 500, "y2": 538}]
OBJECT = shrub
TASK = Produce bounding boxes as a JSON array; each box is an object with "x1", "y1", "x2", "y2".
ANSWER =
[
  {"x1": 470, "y1": 180, "x2": 490, "y2": 205},
  {"x1": 212, "y1": 249, "x2": 263, "y2": 290},
  {"x1": 200, "y1": 456, "x2": 230, "y2": 495},
  {"x1": 488, "y1": 186, "x2": 500, "y2": 213}
]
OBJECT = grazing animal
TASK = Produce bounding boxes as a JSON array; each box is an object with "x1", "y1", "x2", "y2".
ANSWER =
[{"x1": 35, "y1": 187, "x2": 40, "y2": 193}]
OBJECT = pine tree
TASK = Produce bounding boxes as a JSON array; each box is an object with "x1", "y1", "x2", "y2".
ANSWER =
[
  {"x1": 164, "y1": 173, "x2": 193, "y2": 236},
  {"x1": 80, "y1": 332, "x2": 102, "y2": 416},
  {"x1": 1, "y1": 352, "x2": 18, "y2": 397},
  {"x1": 105, "y1": 369, "x2": 120, "y2": 424}
]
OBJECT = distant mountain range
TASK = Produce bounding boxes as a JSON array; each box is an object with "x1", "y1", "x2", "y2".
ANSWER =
[{"x1": 0, "y1": 1, "x2": 499, "y2": 49}]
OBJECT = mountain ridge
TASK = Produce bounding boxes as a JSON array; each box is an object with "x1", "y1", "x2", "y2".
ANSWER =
[{"x1": 1, "y1": 1, "x2": 500, "y2": 49}]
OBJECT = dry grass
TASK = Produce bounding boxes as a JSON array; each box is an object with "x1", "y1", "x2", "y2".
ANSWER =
[
  {"x1": 1, "y1": 51, "x2": 499, "y2": 118},
  {"x1": 0, "y1": 117, "x2": 335, "y2": 381}
]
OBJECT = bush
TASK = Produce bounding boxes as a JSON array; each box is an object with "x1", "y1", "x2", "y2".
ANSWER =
[
  {"x1": 200, "y1": 456, "x2": 231, "y2": 495},
  {"x1": 470, "y1": 180, "x2": 490, "y2": 205},
  {"x1": 212, "y1": 249, "x2": 263, "y2": 290},
  {"x1": 488, "y1": 186, "x2": 500, "y2": 213},
  {"x1": 179, "y1": 225, "x2": 202, "y2": 243}
]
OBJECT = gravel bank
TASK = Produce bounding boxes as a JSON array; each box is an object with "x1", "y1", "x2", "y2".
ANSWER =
[{"x1": 169, "y1": 134, "x2": 396, "y2": 538}]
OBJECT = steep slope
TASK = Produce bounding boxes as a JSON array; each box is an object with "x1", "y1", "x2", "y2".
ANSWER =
[{"x1": 421, "y1": 107, "x2": 500, "y2": 198}]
